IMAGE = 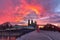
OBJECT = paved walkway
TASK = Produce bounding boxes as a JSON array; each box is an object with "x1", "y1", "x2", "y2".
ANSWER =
[{"x1": 16, "y1": 30, "x2": 60, "y2": 40}]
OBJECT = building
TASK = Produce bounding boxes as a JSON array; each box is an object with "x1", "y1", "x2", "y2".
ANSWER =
[
  {"x1": 28, "y1": 20, "x2": 31, "y2": 26},
  {"x1": 28, "y1": 20, "x2": 37, "y2": 28}
]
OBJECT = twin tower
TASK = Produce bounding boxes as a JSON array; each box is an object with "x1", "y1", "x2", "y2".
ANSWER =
[{"x1": 28, "y1": 20, "x2": 37, "y2": 28}]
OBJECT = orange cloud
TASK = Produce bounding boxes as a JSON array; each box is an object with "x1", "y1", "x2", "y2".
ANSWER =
[{"x1": 0, "y1": 0, "x2": 45, "y2": 24}]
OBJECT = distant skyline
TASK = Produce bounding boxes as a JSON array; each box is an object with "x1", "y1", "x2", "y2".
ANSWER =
[{"x1": 0, "y1": 0, "x2": 60, "y2": 26}]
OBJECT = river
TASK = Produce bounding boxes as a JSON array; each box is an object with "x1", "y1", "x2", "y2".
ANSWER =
[{"x1": 0, "y1": 36, "x2": 16, "y2": 40}]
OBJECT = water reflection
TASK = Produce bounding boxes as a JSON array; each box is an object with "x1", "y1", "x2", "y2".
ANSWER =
[{"x1": 0, "y1": 36, "x2": 16, "y2": 40}]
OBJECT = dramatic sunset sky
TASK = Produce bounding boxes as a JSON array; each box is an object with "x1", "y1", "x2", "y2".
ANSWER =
[{"x1": 0, "y1": 0, "x2": 60, "y2": 25}]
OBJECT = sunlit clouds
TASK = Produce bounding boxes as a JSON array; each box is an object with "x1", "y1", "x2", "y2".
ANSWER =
[{"x1": 0, "y1": 0, "x2": 60, "y2": 25}]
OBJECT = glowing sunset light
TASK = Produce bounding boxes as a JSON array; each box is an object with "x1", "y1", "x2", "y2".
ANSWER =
[{"x1": 0, "y1": 0, "x2": 60, "y2": 25}]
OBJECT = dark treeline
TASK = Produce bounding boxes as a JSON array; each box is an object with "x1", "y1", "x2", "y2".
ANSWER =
[
  {"x1": 0, "y1": 22, "x2": 13, "y2": 30},
  {"x1": 40, "y1": 24, "x2": 60, "y2": 32}
]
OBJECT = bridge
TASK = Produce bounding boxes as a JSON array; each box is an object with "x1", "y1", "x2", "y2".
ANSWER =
[{"x1": 0, "y1": 28, "x2": 35, "y2": 38}]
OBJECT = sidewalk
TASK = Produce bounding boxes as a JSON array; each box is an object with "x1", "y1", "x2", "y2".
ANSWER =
[{"x1": 16, "y1": 30, "x2": 60, "y2": 40}]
